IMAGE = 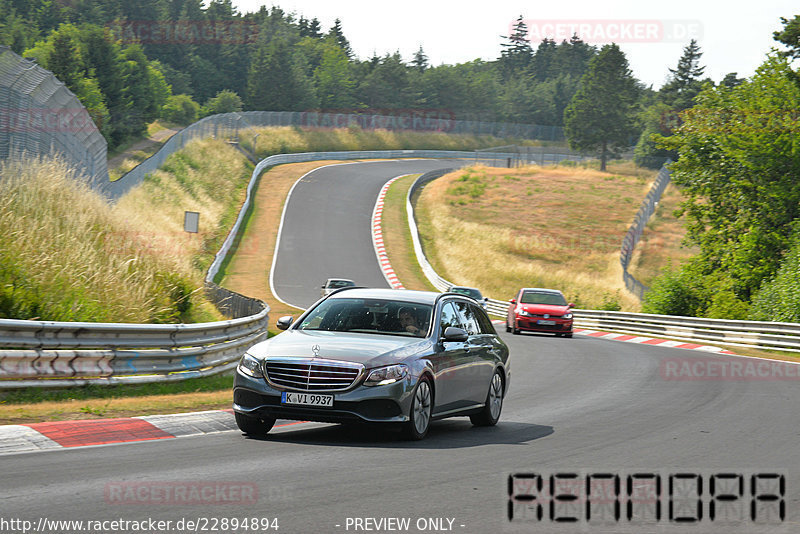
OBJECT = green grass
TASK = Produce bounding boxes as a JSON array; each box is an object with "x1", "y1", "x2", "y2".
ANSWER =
[{"x1": 0, "y1": 374, "x2": 234, "y2": 405}]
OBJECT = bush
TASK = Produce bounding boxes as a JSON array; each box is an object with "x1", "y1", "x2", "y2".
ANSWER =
[
  {"x1": 641, "y1": 265, "x2": 705, "y2": 316},
  {"x1": 705, "y1": 289, "x2": 750, "y2": 320},
  {"x1": 161, "y1": 94, "x2": 200, "y2": 125},
  {"x1": 598, "y1": 291, "x2": 622, "y2": 311},
  {"x1": 201, "y1": 89, "x2": 243, "y2": 117},
  {"x1": 749, "y1": 237, "x2": 800, "y2": 322}
]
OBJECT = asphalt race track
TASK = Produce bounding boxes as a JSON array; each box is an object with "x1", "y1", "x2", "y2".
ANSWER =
[
  {"x1": 271, "y1": 159, "x2": 457, "y2": 309},
  {"x1": 2, "y1": 160, "x2": 799, "y2": 534}
]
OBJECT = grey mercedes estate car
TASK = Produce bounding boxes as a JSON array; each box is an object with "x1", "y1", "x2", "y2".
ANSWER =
[{"x1": 234, "y1": 287, "x2": 510, "y2": 440}]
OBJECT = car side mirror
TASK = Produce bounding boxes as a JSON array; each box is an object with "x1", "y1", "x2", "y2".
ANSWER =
[
  {"x1": 442, "y1": 326, "x2": 468, "y2": 343},
  {"x1": 568, "y1": 303, "x2": 574, "y2": 308},
  {"x1": 509, "y1": 299, "x2": 516, "y2": 304},
  {"x1": 483, "y1": 297, "x2": 489, "y2": 302},
  {"x1": 276, "y1": 316, "x2": 294, "y2": 330}
]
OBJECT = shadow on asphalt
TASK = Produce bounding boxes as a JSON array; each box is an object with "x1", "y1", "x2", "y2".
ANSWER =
[{"x1": 241, "y1": 420, "x2": 554, "y2": 449}]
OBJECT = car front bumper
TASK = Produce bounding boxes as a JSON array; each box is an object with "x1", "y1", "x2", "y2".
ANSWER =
[
  {"x1": 233, "y1": 370, "x2": 416, "y2": 424},
  {"x1": 515, "y1": 317, "x2": 573, "y2": 333}
]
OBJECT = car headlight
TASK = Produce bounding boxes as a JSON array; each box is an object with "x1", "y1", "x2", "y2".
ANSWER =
[
  {"x1": 237, "y1": 352, "x2": 263, "y2": 378},
  {"x1": 517, "y1": 309, "x2": 531, "y2": 317},
  {"x1": 364, "y1": 364, "x2": 409, "y2": 386},
  {"x1": 563, "y1": 313, "x2": 573, "y2": 319}
]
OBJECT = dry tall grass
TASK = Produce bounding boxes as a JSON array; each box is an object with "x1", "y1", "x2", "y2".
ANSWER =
[
  {"x1": 416, "y1": 165, "x2": 664, "y2": 310},
  {"x1": 0, "y1": 138, "x2": 250, "y2": 323},
  {"x1": 239, "y1": 126, "x2": 543, "y2": 158}
]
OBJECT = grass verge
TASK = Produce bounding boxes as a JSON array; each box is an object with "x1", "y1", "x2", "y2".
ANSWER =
[
  {"x1": 380, "y1": 174, "x2": 438, "y2": 292},
  {"x1": 415, "y1": 163, "x2": 656, "y2": 310},
  {"x1": 0, "y1": 374, "x2": 233, "y2": 424},
  {"x1": 239, "y1": 125, "x2": 546, "y2": 160}
]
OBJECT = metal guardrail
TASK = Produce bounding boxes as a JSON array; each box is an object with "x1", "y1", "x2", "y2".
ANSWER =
[
  {"x1": 107, "y1": 110, "x2": 580, "y2": 201},
  {"x1": 406, "y1": 169, "x2": 800, "y2": 353},
  {"x1": 0, "y1": 301, "x2": 269, "y2": 388},
  {"x1": 572, "y1": 310, "x2": 800, "y2": 353}
]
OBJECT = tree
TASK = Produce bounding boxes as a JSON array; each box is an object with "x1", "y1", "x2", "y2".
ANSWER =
[
  {"x1": 412, "y1": 45, "x2": 428, "y2": 72},
  {"x1": 48, "y1": 30, "x2": 81, "y2": 88},
  {"x1": 563, "y1": 43, "x2": 638, "y2": 170},
  {"x1": 498, "y1": 15, "x2": 532, "y2": 79},
  {"x1": 773, "y1": 15, "x2": 800, "y2": 59},
  {"x1": 246, "y1": 37, "x2": 317, "y2": 111},
  {"x1": 552, "y1": 34, "x2": 595, "y2": 79},
  {"x1": 660, "y1": 39, "x2": 706, "y2": 110},
  {"x1": 314, "y1": 43, "x2": 356, "y2": 109},
  {"x1": 202, "y1": 89, "x2": 243, "y2": 116},
  {"x1": 161, "y1": 94, "x2": 200, "y2": 124},
  {"x1": 357, "y1": 52, "x2": 415, "y2": 109},
  {"x1": 327, "y1": 18, "x2": 352, "y2": 57},
  {"x1": 659, "y1": 54, "x2": 800, "y2": 301},
  {"x1": 530, "y1": 38, "x2": 556, "y2": 82},
  {"x1": 720, "y1": 72, "x2": 745, "y2": 88}
]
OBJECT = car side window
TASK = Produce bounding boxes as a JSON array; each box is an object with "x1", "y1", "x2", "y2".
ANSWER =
[
  {"x1": 471, "y1": 304, "x2": 495, "y2": 334},
  {"x1": 454, "y1": 301, "x2": 480, "y2": 335},
  {"x1": 439, "y1": 302, "x2": 463, "y2": 332}
]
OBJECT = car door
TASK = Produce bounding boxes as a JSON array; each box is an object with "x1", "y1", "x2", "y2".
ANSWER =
[
  {"x1": 453, "y1": 301, "x2": 497, "y2": 404},
  {"x1": 429, "y1": 300, "x2": 471, "y2": 413}
]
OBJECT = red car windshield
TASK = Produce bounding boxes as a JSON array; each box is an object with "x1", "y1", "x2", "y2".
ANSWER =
[{"x1": 520, "y1": 291, "x2": 566, "y2": 306}]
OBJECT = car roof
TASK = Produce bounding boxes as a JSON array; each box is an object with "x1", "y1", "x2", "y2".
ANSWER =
[
  {"x1": 327, "y1": 287, "x2": 441, "y2": 305},
  {"x1": 326, "y1": 278, "x2": 354, "y2": 282}
]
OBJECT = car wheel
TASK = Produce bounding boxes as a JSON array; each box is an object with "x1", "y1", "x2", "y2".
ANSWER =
[
  {"x1": 512, "y1": 320, "x2": 520, "y2": 335},
  {"x1": 235, "y1": 412, "x2": 276, "y2": 437},
  {"x1": 505, "y1": 320, "x2": 511, "y2": 333},
  {"x1": 403, "y1": 376, "x2": 433, "y2": 440},
  {"x1": 565, "y1": 333, "x2": 573, "y2": 338},
  {"x1": 470, "y1": 371, "x2": 504, "y2": 426}
]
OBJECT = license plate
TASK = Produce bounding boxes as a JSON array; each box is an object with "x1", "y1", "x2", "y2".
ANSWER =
[
  {"x1": 537, "y1": 320, "x2": 556, "y2": 325},
  {"x1": 281, "y1": 392, "x2": 333, "y2": 407}
]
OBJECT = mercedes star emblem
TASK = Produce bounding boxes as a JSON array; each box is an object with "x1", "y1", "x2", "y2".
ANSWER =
[{"x1": 311, "y1": 344, "x2": 320, "y2": 358}]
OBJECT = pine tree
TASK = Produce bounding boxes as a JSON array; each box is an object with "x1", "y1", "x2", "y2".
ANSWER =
[
  {"x1": 660, "y1": 39, "x2": 705, "y2": 110},
  {"x1": 307, "y1": 17, "x2": 323, "y2": 39},
  {"x1": 246, "y1": 37, "x2": 317, "y2": 110},
  {"x1": 48, "y1": 30, "x2": 82, "y2": 88},
  {"x1": 327, "y1": 19, "x2": 352, "y2": 57},
  {"x1": 564, "y1": 43, "x2": 639, "y2": 171},
  {"x1": 773, "y1": 15, "x2": 800, "y2": 59},
  {"x1": 530, "y1": 38, "x2": 556, "y2": 82},
  {"x1": 412, "y1": 45, "x2": 428, "y2": 72},
  {"x1": 499, "y1": 15, "x2": 532, "y2": 79}
]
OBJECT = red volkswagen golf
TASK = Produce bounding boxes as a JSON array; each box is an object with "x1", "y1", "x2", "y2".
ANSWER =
[{"x1": 506, "y1": 288, "x2": 574, "y2": 337}]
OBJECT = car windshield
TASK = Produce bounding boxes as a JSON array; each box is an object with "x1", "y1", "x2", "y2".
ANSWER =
[
  {"x1": 328, "y1": 280, "x2": 354, "y2": 288},
  {"x1": 451, "y1": 287, "x2": 482, "y2": 300},
  {"x1": 297, "y1": 298, "x2": 432, "y2": 338},
  {"x1": 520, "y1": 291, "x2": 567, "y2": 306}
]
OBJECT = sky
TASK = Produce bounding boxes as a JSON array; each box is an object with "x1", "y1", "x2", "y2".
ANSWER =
[{"x1": 232, "y1": 0, "x2": 797, "y2": 89}]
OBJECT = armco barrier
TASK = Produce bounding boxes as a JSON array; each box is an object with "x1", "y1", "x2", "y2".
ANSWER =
[
  {"x1": 406, "y1": 169, "x2": 800, "y2": 353},
  {"x1": 0, "y1": 302, "x2": 269, "y2": 388}
]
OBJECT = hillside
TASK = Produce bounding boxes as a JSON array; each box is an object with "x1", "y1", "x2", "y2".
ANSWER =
[
  {"x1": 415, "y1": 162, "x2": 669, "y2": 310},
  {"x1": 0, "y1": 138, "x2": 252, "y2": 323}
]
